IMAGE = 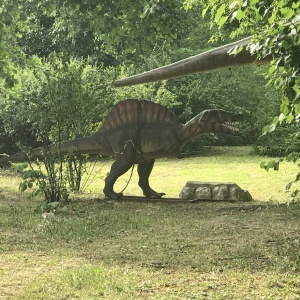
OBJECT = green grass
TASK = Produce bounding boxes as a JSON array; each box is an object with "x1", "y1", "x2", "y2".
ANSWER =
[{"x1": 1, "y1": 146, "x2": 300, "y2": 299}]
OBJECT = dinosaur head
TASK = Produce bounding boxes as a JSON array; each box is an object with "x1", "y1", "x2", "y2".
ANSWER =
[{"x1": 198, "y1": 109, "x2": 243, "y2": 135}]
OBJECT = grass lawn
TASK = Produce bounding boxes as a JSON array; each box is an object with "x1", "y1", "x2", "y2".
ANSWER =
[{"x1": 1, "y1": 146, "x2": 300, "y2": 299}]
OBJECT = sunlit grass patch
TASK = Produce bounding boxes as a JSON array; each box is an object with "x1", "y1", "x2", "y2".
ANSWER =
[
  {"x1": 5, "y1": 253, "x2": 300, "y2": 300},
  {"x1": 18, "y1": 264, "x2": 135, "y2": 300}
]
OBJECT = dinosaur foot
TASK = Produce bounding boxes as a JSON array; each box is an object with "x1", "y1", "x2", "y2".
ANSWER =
[
  {"x1": 143, "y1": 189, "x2": 166, "y2": 198},
  {"x1": 103, "y1": 189, "x2": 124, "y2": 200}
]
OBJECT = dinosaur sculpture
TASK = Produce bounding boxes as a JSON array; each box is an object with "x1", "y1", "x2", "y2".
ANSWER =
[
  {"x1": 0, "y1": 99, "x2": 242, "y2": 199},
  {"x1": 113, "y1": 37, "x2": 271, "y2": 87}
]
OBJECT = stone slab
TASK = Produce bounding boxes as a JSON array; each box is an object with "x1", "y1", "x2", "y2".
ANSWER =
[{"x1": 180, "y1": 181, "x2": 253, "y2": 201}]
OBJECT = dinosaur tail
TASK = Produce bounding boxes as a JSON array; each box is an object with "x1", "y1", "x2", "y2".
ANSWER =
[
  {"x1": 58, "y1": 135, "x2": 105, "y2": 155},
  {"x1": 0, "y1": 133, "x2": 109, "y2": 166},
  {"x1": 0, "y1": 148, "x2": 44, "y2": 166}
]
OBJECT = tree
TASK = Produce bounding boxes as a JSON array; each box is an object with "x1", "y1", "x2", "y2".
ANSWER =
[
  {"x1": 2, "y1": 56, "x2": 110, "y2": 204},
  {"x1": 1, "y1": 0, "x2": 195, "y2": 86},
  {"x1": 0, "y1": 0, "x2": 29, "y2": 87}
]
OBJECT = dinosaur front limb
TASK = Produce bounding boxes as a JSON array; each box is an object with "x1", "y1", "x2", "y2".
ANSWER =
[{"x1": 137, "y1": 159, "x2": 166, "y2": 198}]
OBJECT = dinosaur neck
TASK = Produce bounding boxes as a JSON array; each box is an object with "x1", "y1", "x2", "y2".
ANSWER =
[{"x1": 182, "y1": 115, "x2": 204, "y2": 145}]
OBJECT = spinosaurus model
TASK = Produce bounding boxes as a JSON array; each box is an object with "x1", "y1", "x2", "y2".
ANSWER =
[{"x1": 0, "y1": 99, "x2": 243, "y2": 199}]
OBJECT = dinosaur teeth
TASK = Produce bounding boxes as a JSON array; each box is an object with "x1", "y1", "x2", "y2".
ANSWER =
[{"x1": 222, "y1": 122, "x2": 239, "y2": 132}]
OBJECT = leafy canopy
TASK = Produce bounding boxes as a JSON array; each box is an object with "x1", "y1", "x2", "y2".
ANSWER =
[{"x1": 1, "y1": 0, "x2": 192, "y2": 84}]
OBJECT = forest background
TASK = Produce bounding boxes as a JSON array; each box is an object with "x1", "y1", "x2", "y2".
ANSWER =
[{"x1": 0, "y1": 0, "x2": 299, "y2": 203}]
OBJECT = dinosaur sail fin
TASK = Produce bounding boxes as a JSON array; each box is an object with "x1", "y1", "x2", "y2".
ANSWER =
[{"x1": 103, "y1": 99, "x2": 179, "y2": 132}]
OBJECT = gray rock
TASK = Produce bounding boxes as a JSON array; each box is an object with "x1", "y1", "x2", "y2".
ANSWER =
[{"x1": 179, "y1": 181, "x2": 253, "y2": 201}]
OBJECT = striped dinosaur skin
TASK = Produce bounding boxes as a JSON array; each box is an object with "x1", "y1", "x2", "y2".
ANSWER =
[{"x1": 0, "y1": 99, "x2": 242, "y2": 199}]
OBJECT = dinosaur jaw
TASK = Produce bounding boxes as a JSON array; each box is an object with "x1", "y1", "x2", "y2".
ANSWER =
[
  {"x1": 197, "y1": 120, "x2": 241, "y2": 135},
  {"x1": 215, "y1": 121, "x2": 240, "y2": 135},
  {"x1": 197, "y1": 109, "x2": 243, "y2": 135}
]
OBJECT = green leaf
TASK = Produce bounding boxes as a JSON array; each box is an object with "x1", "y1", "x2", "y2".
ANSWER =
[
  {"x1": 277, "y1": 0, "x2": 285, "y2": 8},
  {"x1": 260, "y1": 160, "x2": 280, "y2": 171},
  {"x1": 260, "y1": 161, "x2": 268, "y2": 170},
  {"x1": 235, "y1": 9, "x2": 245, "y2": 21},
  {"x1": 268, "y1": 12, "x2": 276, "y2": 24},
  {"x1": 280, "y1": 104, "x2": 290, "y2": 116},
  {"x1": 262, "y1": 125, "x2": 270, "y2": 135},
  {"x1": 281, "y1": 8, "x2": 294, "y2": 19},
  {"x1": 171, "y1": 32, "x2": 177, "y2": 39},
  {"x1": 292, "y1": 1, "x2": 300, "y2": 8},
  {"x1": 202, "y1": 6, "x2": 209, "y2": 17},
  {"x1": 286, "y1": 152, "x2": 299, "y2": 162},
  {"x1": 285, "y1": 114, "x2": 294, "y2": 124},
  {"x1": 215, "y1": 4, "x2": 225, "y2": 22},
  {"x1": 19, "y1": 182, "x2": 28, "y2": 193},
  {"x1": 294, "y1": 103, "x2": 300, "y2": 114},
  {"x1": 268, "y1": 65, "x2": 276, "y2": 76},
  {"x1": 218, "y1": 15, "x2": 228, "y2": 27}
]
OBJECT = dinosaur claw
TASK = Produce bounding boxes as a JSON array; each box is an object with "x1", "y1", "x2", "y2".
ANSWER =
[{"x1": 157, "y1": 192, "x2": 166, "y2": 198}]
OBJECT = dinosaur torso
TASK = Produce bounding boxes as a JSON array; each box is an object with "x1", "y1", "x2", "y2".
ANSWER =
[
  {"x1": 92, "y1": 99, "x2": 240, "y2": 160},
  {"x1": 92, "y1": 99, "x2": 186, "y2": 161}
]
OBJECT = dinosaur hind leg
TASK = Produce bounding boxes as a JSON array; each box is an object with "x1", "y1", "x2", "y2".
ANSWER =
[
  {"x1": 103, "y1": 141, "x2": 134, "y2": 199},
  {"x1": 138, "y1": 159, "x2": 166, "y2": 198}
]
